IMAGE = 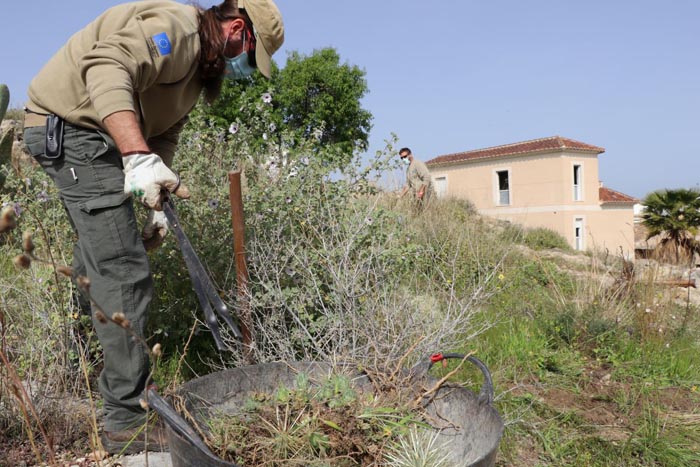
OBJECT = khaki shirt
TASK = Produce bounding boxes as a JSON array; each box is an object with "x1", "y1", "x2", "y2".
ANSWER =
[
  {"x1": 406, "y1": 159, "x2": 434, "y2": 197},
  {"x1": 26, "y1": 1, "x2": 202, "y2": 163}
]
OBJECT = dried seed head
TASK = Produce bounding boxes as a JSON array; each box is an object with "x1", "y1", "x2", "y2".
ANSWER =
[
  {"x1": 76, "y1": 275, "x2": 91, "y2": 292},
  {"x1": 13, "y1": 254, "x2": 31, "y2": 269},
  {"x1": 0, "y1": 207, "x2": 16, "y2": 233},
  {"x1": 95, "y1": 310, "x2": 108, "y2": 324},
  {"x1": 56, "y1": 265, "x2": 74, "y2": 278},
  {"x1": 139, "y1": 398, "x2": 149, "y2": 410},
  {"x1": 112, "y1": 312, "x2": 127, "y2": 325},
  {"x1": 111, "y1": 312, "x2": 131, "y2": 329},
  {"x1": 152, "y1": 343, "x2": 162, "y2": 357},
  {"x1": 22, "y1": 231, "x2": 35, "y2": 254}
]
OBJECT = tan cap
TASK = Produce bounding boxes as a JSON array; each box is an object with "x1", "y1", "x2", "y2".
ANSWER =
[{"x1": 238, "y1": 0, "x2": 284, "y2": 78}]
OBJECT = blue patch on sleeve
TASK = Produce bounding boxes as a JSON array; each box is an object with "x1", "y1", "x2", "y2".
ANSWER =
[{"x1": 152, "y1": 32, "x2": 172, "y2": 56}]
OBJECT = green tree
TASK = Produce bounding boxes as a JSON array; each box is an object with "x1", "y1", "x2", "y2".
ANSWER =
[
  {"x1": 641, "y1": 188, "x2": 700, "y2": 263},
  {"x1": 275, "y1": 48, "x2": 372, "y2": 166},
  {"x1": 197, "y1": 48, "x2": 373, "y2": 169}
]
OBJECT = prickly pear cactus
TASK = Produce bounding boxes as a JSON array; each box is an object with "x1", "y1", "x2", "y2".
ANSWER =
[
  {"x1": 0, "y1": 84, "x2": 8, "y2": 121},
  {"x1": 0, "y1": 84, "x2": 14, "y2": 189}
]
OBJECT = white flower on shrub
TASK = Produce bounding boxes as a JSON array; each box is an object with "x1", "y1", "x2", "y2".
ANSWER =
[
  {"x1": 262, "y1": 92, "x2": 272, "y2": 104},
  {"x1": 263, "y1": 156, "x2": 280, "y2": 179},
  {"x1": 229, "y1": 123, "x2": 239, "y2": 135}
]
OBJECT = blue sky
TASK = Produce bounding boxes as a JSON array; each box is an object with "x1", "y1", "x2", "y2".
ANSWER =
[{"x1": 2, "y1": 0, "x2": 698, "y2": 198}]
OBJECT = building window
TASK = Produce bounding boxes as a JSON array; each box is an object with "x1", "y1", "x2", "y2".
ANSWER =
[
  {"x1": 434, "y1": 176, "x2": 447, "y2": 198},
  {"x1": 496, "y1": 170, "x2": 510, "y2": 205},
  {"x1": 573, "y1": 164, "x2": 582, "y2": 201},
  {"x1": 574, "y1": 217, "x2": 584, "y2": 250}
]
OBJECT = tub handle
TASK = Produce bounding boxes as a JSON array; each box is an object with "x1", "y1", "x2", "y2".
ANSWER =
[{"x1": 426, "y1": 353, "x2": 495, "y2": 405}]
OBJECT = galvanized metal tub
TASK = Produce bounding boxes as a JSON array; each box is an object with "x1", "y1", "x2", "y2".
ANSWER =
[{"x1": 163, "y1": 356, "x2": 503, "y2": 466}]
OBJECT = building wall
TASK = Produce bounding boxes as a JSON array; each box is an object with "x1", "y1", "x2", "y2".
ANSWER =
[
  {"x1": 428, "y1": 151, "x2": 634, "y2": 257},
  {"x1": 586, "y1": 206, "x2": 636, "y2": 259},
  {"x1": 429, "y1": 151, "x2": 600, "y2": 209}
]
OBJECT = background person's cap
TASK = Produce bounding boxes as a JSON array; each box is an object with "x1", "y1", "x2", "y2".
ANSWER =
[{"x1": 239, "y1": 0, "x2": 284, "y2": 78}]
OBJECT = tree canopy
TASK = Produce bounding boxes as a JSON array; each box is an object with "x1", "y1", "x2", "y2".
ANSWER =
[
  {"x1": 197, "y1": 47, "x2": 373, "y2": 169},
  {"x1": 275, "y1": 49, "x2": 372, "y2": 158}
]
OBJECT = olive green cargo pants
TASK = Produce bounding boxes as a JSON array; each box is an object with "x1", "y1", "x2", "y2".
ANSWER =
[{"x1": 24, "y1": 122, "x2": 152, "y2": 431}]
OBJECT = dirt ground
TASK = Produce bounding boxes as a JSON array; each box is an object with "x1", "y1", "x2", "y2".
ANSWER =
[{"x1": 503, "y1": 361, "x2": 700, "y2": 466}]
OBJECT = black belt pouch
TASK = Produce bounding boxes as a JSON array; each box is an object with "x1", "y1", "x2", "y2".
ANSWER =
[{"x1": 45, "y1": 114, "x2": 64, "y2": 159}]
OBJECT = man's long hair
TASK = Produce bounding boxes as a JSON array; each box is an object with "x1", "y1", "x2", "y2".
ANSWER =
[{"x1": 197, "y1": 0, "x2": 250, "y2": 102}]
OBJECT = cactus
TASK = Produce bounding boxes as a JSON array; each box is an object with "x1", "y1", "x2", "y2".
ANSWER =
[
  {"x1": 0, "y1": 84, "x2": 8, "y2": 121},
  {"x1": 0, "y1": 83, "x2": 14, "y2": 189}
]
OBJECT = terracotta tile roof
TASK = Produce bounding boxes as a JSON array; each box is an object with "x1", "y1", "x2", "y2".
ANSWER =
[
  {"x1": 426, "y1": 136, "x2": 605, "y2": 166},
  {"x1": 599, "y1": 186, "x2": 637, "y2": 204}
]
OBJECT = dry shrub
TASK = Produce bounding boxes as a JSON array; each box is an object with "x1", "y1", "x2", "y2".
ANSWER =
[{"x1": 226, "y1": 195, "x2": 508, "y2": 367}]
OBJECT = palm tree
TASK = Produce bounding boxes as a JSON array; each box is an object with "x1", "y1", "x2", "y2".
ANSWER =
[{"x1": 641, "y1": 188, "x2": 700, "y2": 263}]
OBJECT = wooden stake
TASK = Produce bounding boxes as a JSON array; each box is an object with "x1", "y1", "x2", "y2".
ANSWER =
[{"x1": 228, "y1": 170, "x2": 254, "y2": 363}]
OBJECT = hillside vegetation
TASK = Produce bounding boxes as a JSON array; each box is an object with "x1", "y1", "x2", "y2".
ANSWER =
[{"x1": 1, "y1": 101, "x2": 699, "y2": 465}]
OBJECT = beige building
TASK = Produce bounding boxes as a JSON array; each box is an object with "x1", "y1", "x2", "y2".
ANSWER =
[{"x1": 426, "y1": 136, "x2": 637, "y2": 258}]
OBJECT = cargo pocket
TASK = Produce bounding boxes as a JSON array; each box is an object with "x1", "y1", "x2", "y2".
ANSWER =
[
  {"x1": 79, "y1": 192, "x2": 130, "y2": 215},
  {"x1": 73, "y1": 192, "x2": 142, "y2": 277}
]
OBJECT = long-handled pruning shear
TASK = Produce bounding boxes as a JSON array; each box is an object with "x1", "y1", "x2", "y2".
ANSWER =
[{"x1": 162, "y1": 199, "x2": 242, "y2": 350}]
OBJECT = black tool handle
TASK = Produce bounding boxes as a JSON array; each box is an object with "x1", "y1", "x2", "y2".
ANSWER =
[
  {"x1": 147, "y1": 388, "x2": 223, "y2": 460},
  {"x1": 163, "y1": 201, "x2": 242, "y2": 346}
]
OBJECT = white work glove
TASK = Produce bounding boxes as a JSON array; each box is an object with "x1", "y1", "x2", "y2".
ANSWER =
[
  {"x1": 142, "y1": 209, "x2": 169, "y2": 251},
  {"x1": 123, "y1": 153, "x2": 190, "y2": 210}
]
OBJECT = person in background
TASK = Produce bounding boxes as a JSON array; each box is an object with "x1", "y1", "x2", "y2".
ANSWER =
[
  {"x1": 22, "y1": 0, "x2": 284, "y2": 454},
  {"x1": 399, "y1": 147, "x2": 435, "y2": 209}
]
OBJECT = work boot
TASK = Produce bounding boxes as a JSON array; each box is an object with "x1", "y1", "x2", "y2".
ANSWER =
[{"x1": 101, "y1": 424, "x2": 169, "y2": 455}]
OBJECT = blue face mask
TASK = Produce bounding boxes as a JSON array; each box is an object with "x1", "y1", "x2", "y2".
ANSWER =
[{"x1": 224, "y1": 34, "x2": 256, "y2": 81}]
